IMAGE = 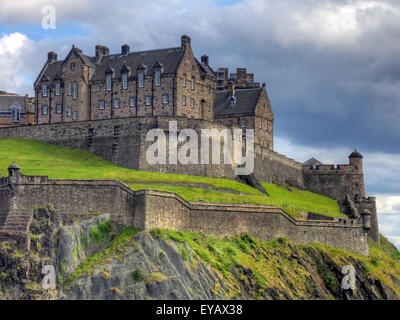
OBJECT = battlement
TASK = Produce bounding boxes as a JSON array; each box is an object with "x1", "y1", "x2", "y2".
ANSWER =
[{"x1": 302, "y1": 164, "x2": 358, "y2": 173}]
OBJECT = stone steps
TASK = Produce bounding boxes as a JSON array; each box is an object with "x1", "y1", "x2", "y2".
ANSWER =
[{"x1": 1, "y1": 211, "x2": 32, "y2": 234}]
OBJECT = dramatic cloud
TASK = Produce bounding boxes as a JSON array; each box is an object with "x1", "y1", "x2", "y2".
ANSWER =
[{"x1": 0, "y1": 32, "x2": 33, "y2": 94}]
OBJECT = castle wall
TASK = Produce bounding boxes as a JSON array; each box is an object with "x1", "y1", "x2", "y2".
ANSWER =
[
  {"x1": 0, "y1": 116, "x2": 305, "y2": 185},
  {"x1": 303, "y1": 165, "x2": 366, "y2": 200},
  {"x1": 0, "y1": 172, "x2": 369, "y2": 255},
  {"x1": 137, "y1": 190, "x2": 369, "y2": 256}
]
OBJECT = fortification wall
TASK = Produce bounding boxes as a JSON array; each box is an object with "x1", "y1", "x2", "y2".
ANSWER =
[
  {"x1": 138, "y1": 190, "x2": 369, "y2": 256},
  {"x1": 0, "y1": 116, "x2": 304, "y2": 185},
  {"x1": 303, "y1": 165, "x2": 365, "y2": 200},
  {"x1": 0, "y1": 171, "x2": 369, "y2": 255}
]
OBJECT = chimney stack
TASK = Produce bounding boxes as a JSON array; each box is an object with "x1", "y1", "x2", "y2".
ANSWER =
[
  {"x1": 181, "y1": 35, "x2": 191, "y2": 51},
  {"x1": 201, "y1": 54, "x2": 209, "y2": 65},
  {"x1": 121, "y1": 44, "x2": 130, "y2": 55},
  {"x1": 47, "y1": 51, "x2": 57, "y2": 62},
  {"x1": 95, "y1": 45, "x2": 110, "y2": 64},
  {"x1": 228, "y1": 81, "x2": 235, "y2": 98}
]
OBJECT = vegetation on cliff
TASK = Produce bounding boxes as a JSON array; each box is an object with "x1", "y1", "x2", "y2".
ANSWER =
[{"x1": 0, "y1": 138, "x2": 342, "y2": 218}]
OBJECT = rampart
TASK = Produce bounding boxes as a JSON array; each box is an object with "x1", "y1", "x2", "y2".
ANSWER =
[
  {"x1": 0, "y1": 167, "x2": 370, "y2": 255},
  {"x1": 0, "y1": 116, "x2": 304, "y2": 186}
]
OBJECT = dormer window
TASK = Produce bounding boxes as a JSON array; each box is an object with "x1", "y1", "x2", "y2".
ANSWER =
[
  {"x1": 42, "y1": 84, "x2": 48, "y2": 97},
  {"x1": 55, "y1": 83, "x2": 61, "y2": 96},
  {"x1": 230, "y1": 96, "x2": 236, "y2": 107},
  {"x1": 106, "y1": 75, "x2": 112, "y2": 91},
  {"x1": 155, "y1": 70, "x2": 161, "y2": 86},
  {"x1": 122, "y1": 73, "x2": 128, "y2": 89},
  {"x1": 139, "y1": 72, "x2": 144, "y2": 88}
]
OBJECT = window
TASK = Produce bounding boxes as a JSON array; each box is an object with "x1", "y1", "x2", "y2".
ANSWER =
[
  {"x1": 190, "y1": 98, "x2": 194, "y2": 108},
  {"x1": 73, "y1": 82, "x2": 78, "y2": 100},
  {"x1": 42, "y1": 84, "x2": 48, "y2": 97},
  {"x1": 145, "y1": 96, "x2": 151, "y2": 106},
  {"x1": 70, "y1": 63, "x2": 75, "y2": 71},
  {"x1": 99, "y1": 100, "x2": 105, "y2": 110},
  {"x1": 265, "y1": 119, "x2": 268, "y2": 130},
  {"x1": 182, "y1": 95, "x2": 186, "y2": 106},
  {"x1": 163, "y1": 94, "x2": 169, "y2": 104},
  {"x1": 242, "y1": 119, "x2": 246, "y2": 128},
  {"x1": 42, "y1": 105, "x2": 48, "y2": 115},
  {"x1": 155, "y1": 70, "x2": 161, "y2": 86},
  {"x1": 55, "y1": 83, "x2": 61, "y2": 96},
  {"x1": 228, "y1": 120, "x2": 233, "y2": 125},
  {"x1": 130, "y1": 97, "x2": 136, "y2": 107},
  {"x1": 191, "y1": 77, "x2": 195, "y2": 90},
  {"x1": 11, "y1": 108, "x2": 19, "y2": 123},
  {"x1": 122, "y1": 73, "x2": 128, "y2": 89},
  {"x1": 106, "y1": 75, "x2": 112, "y2": 91},
  {"x1": 73, "y1": 111, "x2": 78, "y2": 120},
  {"x1": 139, "y1": 72, "x2": 144, "y2": 88},
  {"x1": 114, "y1": 98, "x2": 120, "y2": 108},
  {"x1": 56, "y1": 104, "x2": 62, "y2": 114},
  {"x1": 68, "y1": 83, "x2": 72, "y2": 96},
  {"x1": 67, "y1": 106, "x2": 72, "y2": 117},
  {"x1": 182, "y1": 75, "x2": 186, "y2": 87},
  {"x1": 259, "y1": 118, "x2": 262, "y2": 129}
]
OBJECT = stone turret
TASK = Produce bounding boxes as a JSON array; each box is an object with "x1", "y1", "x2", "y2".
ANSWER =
[
  {"x1": 8, "y1": 162, "x2": 20, "y2": 184},
  {"x1": 349, "y1": 149, "x2": 363, "y2": 174}
]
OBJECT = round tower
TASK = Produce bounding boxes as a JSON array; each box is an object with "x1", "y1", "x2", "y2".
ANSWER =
[{"x1": 349, "y1": 149, "x2": 363, "y2": 174}]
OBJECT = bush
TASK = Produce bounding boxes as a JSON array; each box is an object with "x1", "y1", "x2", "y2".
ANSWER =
[
  {"x1": 132, "y1": 268, "x2": 146, "y2": 282},
  {"x1": 324, "y1": 272, "x2": 338, "y2": 292}
]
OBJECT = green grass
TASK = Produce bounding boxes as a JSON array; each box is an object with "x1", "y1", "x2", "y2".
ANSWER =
[
  {"x1": 262, "y1": 183, "x2": 343, "y2": 218},
  {"x1": 0, "y1": 138, "x2": 260, "y2": 194},
  {"x1": 0, "y1": 138, "x2": 344, "y2": 218}
]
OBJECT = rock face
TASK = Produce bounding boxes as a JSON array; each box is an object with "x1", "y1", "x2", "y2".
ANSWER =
[
  {"x1": 61, "y1": 233, "x2": 226, "y2": 300},
  {"x1": 57, "y1": 214, "x2": 111, "y2": 279},
  {"x1": 1, "y1": 209, "x2": 400, "y2": 300}
]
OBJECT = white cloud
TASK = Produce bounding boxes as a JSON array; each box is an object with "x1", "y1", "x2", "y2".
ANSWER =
[{"x1": 0, "y1": 32, "x2": 33, "y2": 94}]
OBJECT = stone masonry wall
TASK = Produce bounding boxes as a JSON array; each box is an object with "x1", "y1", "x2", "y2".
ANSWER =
[
  {"x1": 0, "y1": 116, "x2": 305, "y2": 184},
  {"x1": 0, "y1": 172, "x2": 369, "y2": 255}
]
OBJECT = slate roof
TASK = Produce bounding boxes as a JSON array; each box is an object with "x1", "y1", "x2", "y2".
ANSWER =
[
  {"x1": 214, "y1": 88, "x2": 262, "y2": 117},
  {"x1": 303, "y1": 158, "x2": 323, "y2": 166},
  {"x1": 35, "y1": 60, "x2": 63, "y2": 85},
  {"x1": 349, "y1": 150, "x2": 363, "y2": 158},
  {"x1": 91, "y1": 47, "x2": 184, "y2": 81},
  {"x1": 0, "y1": 95, "x2": 26, "y2": 112}
]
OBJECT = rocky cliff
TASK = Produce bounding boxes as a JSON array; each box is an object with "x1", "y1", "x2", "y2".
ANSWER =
[{"x1": 0, "y1": 206, "x2": 399, "y2": 300}]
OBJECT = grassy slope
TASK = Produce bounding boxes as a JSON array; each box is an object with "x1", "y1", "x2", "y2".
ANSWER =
[{"x1": 0, "y1": 138, "x2": 343, "y2": 218}]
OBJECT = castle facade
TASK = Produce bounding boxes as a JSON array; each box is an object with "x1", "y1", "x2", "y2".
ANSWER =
[{"x1": 34, "y1": 35, "x2": 273, "y2": 149}]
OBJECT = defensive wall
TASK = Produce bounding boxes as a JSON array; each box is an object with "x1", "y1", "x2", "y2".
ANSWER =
[
  {"x1": 0, "y1": 116, "x2": 304, "y2": 187},
  {"x1": 0, "y1": 166, "x2": 371, "y2": 255}
]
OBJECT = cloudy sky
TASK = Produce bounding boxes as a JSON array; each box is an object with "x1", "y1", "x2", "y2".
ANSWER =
[{"x1": 1, "y1": 0, "x2": 399, "y2": 246}]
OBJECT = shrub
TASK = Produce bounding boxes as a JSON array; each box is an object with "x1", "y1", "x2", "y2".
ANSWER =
[{"x1": 132, "y1": 268, "x2": 146, "y2": 282}]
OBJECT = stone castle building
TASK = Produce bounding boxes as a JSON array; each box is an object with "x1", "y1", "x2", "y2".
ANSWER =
[
  {"x1": 0, "y1": 35, "x2": 379, "y2": 253},
  {"x1": 34, "y1": 35, "x2": 273, "y2": 150}
]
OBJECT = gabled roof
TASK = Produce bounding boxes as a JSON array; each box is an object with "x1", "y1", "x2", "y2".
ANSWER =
[
  {"x1": 303, "y1": 158, "x2": 323, "y2": 166},
  {"x1": 90, "y1": 47, "x2": 183, "y2": 81},
  {"x1": 214, "y1": 88, "x2": 262, "y2": 116},
  {"x1": 0, "y1": 95, "x2": 26, "y2": 112},
  {"x1": 34, "y1": 60, "x2": 63, "y2": 86}
]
